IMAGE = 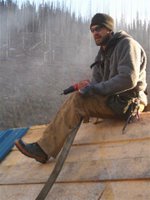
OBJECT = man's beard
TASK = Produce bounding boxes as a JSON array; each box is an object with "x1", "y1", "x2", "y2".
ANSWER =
[{"x1": 95, "y1": 34, "x2": 111, "y2": 46}]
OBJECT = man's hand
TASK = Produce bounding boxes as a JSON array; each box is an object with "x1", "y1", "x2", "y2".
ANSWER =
[
  {"x1": 77, "y1": 80, "x2": 93, "y2": 96},
  {"x1": 78, "y1": 80, "x2": 94, "y2": 96},
  {"x1": 77, "y1": 80, "x2": 90, "y2": 90},
  {"x1": 62, "y1": 80, "x2": 91, "y2": 95}
]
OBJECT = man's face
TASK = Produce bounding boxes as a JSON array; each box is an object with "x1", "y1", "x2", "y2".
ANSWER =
[{"x1": 90, "y1": 25, "x2": 112, "y2": 46}]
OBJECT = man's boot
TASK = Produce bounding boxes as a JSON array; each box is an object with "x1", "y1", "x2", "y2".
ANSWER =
[{"x1": 15, "y1": 139, "x2": 48, "y2": 163}]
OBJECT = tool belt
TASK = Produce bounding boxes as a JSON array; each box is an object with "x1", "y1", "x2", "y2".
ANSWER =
[{"x1": 106, "y1": 93, "x2": 140, "y2": 120}]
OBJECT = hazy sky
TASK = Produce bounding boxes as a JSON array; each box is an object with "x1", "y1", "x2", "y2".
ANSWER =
[{"x1": 17, "y1": 0, "x2": 150, "y2": 22}]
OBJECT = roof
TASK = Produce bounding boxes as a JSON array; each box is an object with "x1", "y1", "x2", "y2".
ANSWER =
[{"x1": 1, "y1": 112, "x2": 150, "y2": 199}]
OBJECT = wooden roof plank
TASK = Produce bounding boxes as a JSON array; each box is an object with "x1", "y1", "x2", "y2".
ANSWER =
[
  {"x1": 21, "y1": 113, "x2": 150, "y2": 146},
  {"x1": 1, "y1": 112, "x2": 150, "y2": 199},
  {"x1": 74, "y1": 113, "x2": 150, "y2": 145},
  {"x1": 3, "y1": 140, "x2": 150, "y2": 166},
  {"x1": 100, "y1": 181, "x2": 150, "y2": 200},
  {"x1": 1, "y1": 140, "x2": 150, "y2": 184},
  {"x1": 1, "y1": 181, "x2": 150, "y2": 200},
  {"x1": 0, "y1": 183, "x2": 104, "y2": 200}
]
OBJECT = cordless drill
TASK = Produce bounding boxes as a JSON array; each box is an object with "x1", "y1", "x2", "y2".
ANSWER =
[
  {"x1": 61, "y1": 84, "x2": 79, "y2": 95},
  {"x1": 61, "y1": 80, "x2": 90, "y2": 95}
]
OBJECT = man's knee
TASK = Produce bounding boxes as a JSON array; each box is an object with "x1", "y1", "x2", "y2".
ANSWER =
[{"x1": 69, "y1": 92, "x2": 84, "y2": 105}]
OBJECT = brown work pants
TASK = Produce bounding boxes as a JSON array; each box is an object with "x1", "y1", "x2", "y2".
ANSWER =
[{"x1": 37, "y1": 92, "x2": 117, "y2": 158}]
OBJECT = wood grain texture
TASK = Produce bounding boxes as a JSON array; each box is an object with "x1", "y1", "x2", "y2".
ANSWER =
[{"x1": 1, "y1": 112, "x2": 150, "y2": 199}]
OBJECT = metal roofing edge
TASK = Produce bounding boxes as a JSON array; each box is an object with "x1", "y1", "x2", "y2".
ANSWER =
[{"x1": 0, "y1": 127, "x2": 29, "y2": 162}]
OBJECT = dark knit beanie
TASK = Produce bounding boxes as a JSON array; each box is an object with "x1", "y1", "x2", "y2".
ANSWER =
[{"x1": 90, "y1": 13, "x2": 114, "y2": 31}]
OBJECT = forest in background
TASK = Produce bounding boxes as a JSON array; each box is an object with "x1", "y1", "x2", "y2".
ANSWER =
[{"x1": 0, "y1": 0, "x2": 150, "y2": 129}]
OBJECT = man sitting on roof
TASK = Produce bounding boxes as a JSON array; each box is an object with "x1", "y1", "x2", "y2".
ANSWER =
[{"x1": 15, "y1": 13, "x2": 148, "y2": 163}]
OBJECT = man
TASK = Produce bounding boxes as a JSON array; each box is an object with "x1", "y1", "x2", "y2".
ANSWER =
[{"x1": 15, "y1": 13, "x2": 147, "y2": 163}]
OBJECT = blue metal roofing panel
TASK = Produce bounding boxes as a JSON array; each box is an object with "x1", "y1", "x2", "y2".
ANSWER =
[{"x1": 0, "y1": 127, "x2": 29, "y2": 162}]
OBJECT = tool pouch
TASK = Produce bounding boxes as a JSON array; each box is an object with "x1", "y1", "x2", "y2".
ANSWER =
[{"x1": 106, "y1": 94, "x2": 138, "y2": 120}]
